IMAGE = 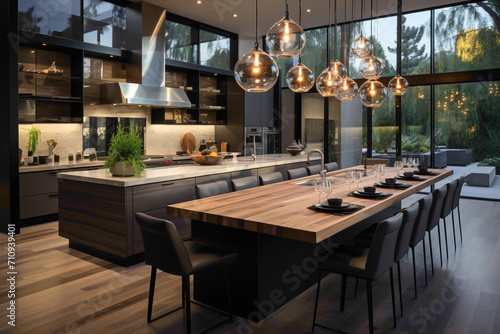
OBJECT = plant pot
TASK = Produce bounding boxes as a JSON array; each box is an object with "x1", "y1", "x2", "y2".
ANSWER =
[
  {"x1": 496, "y1": 166, "x2": 500, "y2": 175},
  {"x1": 109, "y1": 161, "x2": 136, "y2": 177}
]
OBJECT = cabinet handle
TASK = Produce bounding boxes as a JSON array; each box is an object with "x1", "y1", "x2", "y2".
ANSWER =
[
  {"x1": 48, "y1": 194, "x2": 58, "y2": 198},
  {"x1": 161, "y1": 182, "x2": 175, "y2": 187},
  {"x1": 86, "y1": 168, "x2": 99, "y2": 171}
]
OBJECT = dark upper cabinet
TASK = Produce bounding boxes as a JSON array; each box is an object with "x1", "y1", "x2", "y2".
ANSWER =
[{"x1": 244, "y1": 90, "x2": 274, "y2": 127}]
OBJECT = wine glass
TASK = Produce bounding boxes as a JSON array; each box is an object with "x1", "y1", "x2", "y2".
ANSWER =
[
  {"x1": 315, "y1": 179, "x2": 323, "y2": 204},
  {"x1": 408, "y1": 158, "x2": 415, "y2": 170},
  {"x1": 414, "y1": 157, "x2": 420, "y2": 170},
  {"x1": 345, "y1": 171, "x2": 355, "y2": 194},
  {"x1": 315, "y1": 178, "x2": 332, "y2": 204},
  {"x1": 394, "y1": 161, "x2": 403, "y2": 176},
  {"x1": 377, "y1": 164, "x2": 385, "y2": 183},
  {"x1": 402, "y1": 157, "x2": 408, "y2": 171},
  {"x1": 354, "y1": 171, "x2": 362, "y2": 190},
  {"x1": 322, "y1": 179, "x2": 332, "y2": 202},
  {"x1": 372, "y1": 164, "x2": 380, "y2": 182}
]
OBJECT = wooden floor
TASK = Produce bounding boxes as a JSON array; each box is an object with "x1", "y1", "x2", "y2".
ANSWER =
[{"x1": 1, "y1": 196, "x2": 500, "y2": 334}]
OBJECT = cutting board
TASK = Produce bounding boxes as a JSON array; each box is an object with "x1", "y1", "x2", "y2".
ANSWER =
[{"x1": 181, "y1": 132, "x2": 196, "y2": 154}]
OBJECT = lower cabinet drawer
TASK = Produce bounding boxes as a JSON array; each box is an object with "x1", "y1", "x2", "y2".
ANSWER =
[{"x1": 20, "y1": 193, "x2": 58, "y2": 219}]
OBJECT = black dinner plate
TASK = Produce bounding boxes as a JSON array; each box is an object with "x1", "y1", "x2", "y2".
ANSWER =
[
  {"x1": 380, "y1": 180, "x2": 403, "y2": 186},
  {"x1": 356, "y1": 190, "x2": 384, "y2": 196},
  {"x1": 319, "y1": 201, "x2": 352, "y2": 209},
  {"x1": 396, "y1": 175, "x2": 425, "y2": 181},
  {"x1": 314, "y1": 203, "x2": 357, "y2": 212},
  {"x1": 352, "y1": 190, "x2": 389, "y2": 197},
  {"x1": 376, "y1": 182, "x2": 409, "y2": 188},
  {"x1": 414, "y1": 170, "x2": 437, "y2": 175}
]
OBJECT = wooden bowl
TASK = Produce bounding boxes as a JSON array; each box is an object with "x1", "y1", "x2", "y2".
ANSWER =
[{"x1": 190, "y1": 154, "x2": 224, "y2": 165}]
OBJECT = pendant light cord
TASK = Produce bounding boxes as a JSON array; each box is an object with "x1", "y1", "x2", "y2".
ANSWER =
[
  {"x1": 299, "y1": 0, "x2": 302, "y2": 62},
  {"x1": 286, "y1": 0, "x2": 289, "y2": 18},
  {"x1": 334, "y1": 0, "x2": 338, "y2": 60},
  {"x1": 255, "y1": 0, "x2": 258, "y2": 47},
  {"x1": 327, "y1": 0, "x2": 331, "y2": 65},
  {"x1": 370, "y1": 0, "x2": 373, "y2": 46},
  {"x1": 360, "y1": 0, "x2": 363, "y2": 35}
]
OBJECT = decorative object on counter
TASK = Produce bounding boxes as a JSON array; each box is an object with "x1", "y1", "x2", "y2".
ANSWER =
[
  {"x1": 104, "y1": 125, "x2": 146, "y2": 177},
  {"x1": 38, "y1": 155, "x2": 51, "y2": 164},
  {"x1": 221, "y1": 142, "x2": 228, "y2": 152},
  {"x1": 75, "y1": 149, "x2": 82, "y2": 163},
  {"x1": 68, "y1": 150, "x2": 74, "y2": 162},
  {"x1": 191, "y1": 149, "x2": 224, "y2": 165},
  {"x1": 23, "y1": 125, "x2": 41, "y2": 157},
  {"x1": 47, "y1": 139, "x2": 57, "y2": 157},
  {"x1": 286, "y1": 140, "x2": 304, "y2": 156},
  {"x1": 199, "y1": 139, "x2": 207, "y2": 152},
  {"x1": 54, "y1": 155, "x2": 60, "y2": 163},
  {"x1": 180, "y1": 132, "x2": 196, "y2": 155},
  {"x1": 89, "y1": 148, "x2": 97, "y2": 161},
  {"x1": 234, "y1": 0, "x2": 279, "y2": 92},
  {"x1": 43, "y1": 61, "x2": 63, "y2": 75},
  {"x1": 297, "y1": 139, "x2": 305, "y2": 150}
]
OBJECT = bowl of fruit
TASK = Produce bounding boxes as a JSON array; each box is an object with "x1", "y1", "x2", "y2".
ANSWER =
[{"x1": 191, "y1": 149, "x2": 224, "y2": 165}]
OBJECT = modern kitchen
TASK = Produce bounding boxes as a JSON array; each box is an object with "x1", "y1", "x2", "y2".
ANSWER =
[{"x1": 2, "y1": 0, "x2": 500, "y2": 333}]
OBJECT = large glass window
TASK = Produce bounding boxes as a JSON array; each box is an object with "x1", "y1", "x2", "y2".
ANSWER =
[
  {"x1": 301, "y1": 28, "x2": 328, "y2": 81},
  {"x1": 83, "y1": 0, "x2": 126, "y2": 49},
  {"x1": 401, "y1": 11, "x2": 431, "y2": 75},
  {"x1": 18, "y1": 0, "x2": 81, "y2": 40},
  {"x1": 165, "y1": 20, "x2": 198, "y2": 64},
  {"x1": 200, "y1": 29, "x2": 230, "y2": 70},
  {"x1": 372, "y1": 94, "x2": 396, "y2": 160},
  {"x1": 434, "y1": 1, "x2": 500, "y2": 73}
]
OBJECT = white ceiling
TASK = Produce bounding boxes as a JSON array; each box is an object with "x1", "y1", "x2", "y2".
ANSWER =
[{"x1": 144, "y1": 0, "x2": 468, "y2": 38}]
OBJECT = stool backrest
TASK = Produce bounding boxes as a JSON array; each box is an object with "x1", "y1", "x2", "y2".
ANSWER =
[
  {"x1": 288, "y1": 168, "x2": 308, "y2": 180},
  {"x1": 259, "y1": 172, "x2": 283, "y2": 186},
  {"x1": 394, "y1": 202, "x2": 420, "y2": 262},
  {"x1": 409, "y1": 193, "x2": 433, "y2": 248},
  {"x1": 362, "y1": 158, "x2": 389, "y2": 166},
  {"x1": 427, "y1": 185, "x2": 447, "y2": 231},
  {"x1": 325, "y1": 162, "x2": 339, "y2": 172},
  {"x1": 231, "y1": 176, "x2": 259, "y2": 191},
  {"x1": 452, "y1": 176, "x2": 465, "y2": 210},
  {"x1": 135, "y1": 213, "x2": 192, "y2": 276},
  {"x1": 440, "y1": 180, "x2": 458, "y2": 218},
  {"x1": 196, "y1": 180, "x2": 230, "y2": 199},
  {"x1": 365, "y1": 212, "x2": 403, "y2": 280},
  {"x1": 307, "y1": 165, "x2": 322, "y2": 175}
]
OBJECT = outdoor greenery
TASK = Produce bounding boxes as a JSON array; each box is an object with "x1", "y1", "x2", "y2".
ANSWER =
[
  {"x1": 479, "y1": 156, "x2": 500, "y2": 167},
  {"x1": 103, "y1": 125, "x2": 146, "y2": 177}
]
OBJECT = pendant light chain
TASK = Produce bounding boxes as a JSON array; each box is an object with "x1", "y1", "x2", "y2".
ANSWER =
[
  {"x1": 255, "y1": 0, "x2": 258, "y2": 46},
  {"x1": 299, "y1": 0, "x2": 302, "y2": 63},
  {"x1": 327, "y1": 0, "x2": 331, "y2": 65}
]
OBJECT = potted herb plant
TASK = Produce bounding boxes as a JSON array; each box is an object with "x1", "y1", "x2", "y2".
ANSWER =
[
  {"x1": 22, "y1": 125, "x2": 41, "y2": 164},
  {"x1": 104, "y1": 124, "x2": 146, "y2": 177}
]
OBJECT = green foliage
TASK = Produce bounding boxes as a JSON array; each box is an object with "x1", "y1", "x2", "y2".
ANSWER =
[
  {"x1": 479, "y1": 156, "x2": 500, "y2": 167},
  {"x1": 103, "y1": 125, "x2": 146, "y2": 177},
  {"x1": 22, "y1": 125, "x2": 41, "y2": 155},
  {"x1": 402, "y1": 134, "x2": 431, "y2": 153},
  {"x1": 372, "y1": 126, "x2": 397, "y2": 153}
]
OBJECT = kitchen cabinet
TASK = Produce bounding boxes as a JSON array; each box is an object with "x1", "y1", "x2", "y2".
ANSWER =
[{"x1": 244, "y1": 90, "x2": 274, "y2": 128}]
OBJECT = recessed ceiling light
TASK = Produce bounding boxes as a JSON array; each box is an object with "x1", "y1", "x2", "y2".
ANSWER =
[
  {"x1": 214, "y1": 73, "x2": 218, "y2": 76},
  {"x1": 110, "y1": 55, "x2": 114, "y2": 58},
  {"x1": 233, "y1": 14, "x2": 237, "y2": 17},
  {"x1": 42, "y1": 43, "x2": 47, "y2": 46},
  {"x1": 197, "y1": 0, "x2": 201, "y2": 4},
  {"x1": 307, "y1": 9, "x2": 311, "y2": 12}
]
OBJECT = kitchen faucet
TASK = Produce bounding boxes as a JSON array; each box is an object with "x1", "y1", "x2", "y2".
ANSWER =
[
  {"x1": 249, "y1": 134, "x2": 261, "y2": 161},
  {"x1": 307, "y1": 149, "x2": 326, "y2": 175}
]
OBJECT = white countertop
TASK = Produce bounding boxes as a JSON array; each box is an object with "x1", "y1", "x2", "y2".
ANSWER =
[
  {"x1": 19, "y1": 160, "x2": 105, "y2": 173},
  {"x1": 57, "y1": 154, "x2": 320, "y2": 187}
]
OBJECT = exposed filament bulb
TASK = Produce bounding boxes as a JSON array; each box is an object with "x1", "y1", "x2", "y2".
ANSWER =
[{"x1": 283, "y1": 22, "x2": 290, "y2": 43}]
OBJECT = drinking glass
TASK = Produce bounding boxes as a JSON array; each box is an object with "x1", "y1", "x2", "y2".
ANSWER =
[
  {"x1": 345, "y1": 171, "x2": 355, "y2": 194},
  {"x1": 354, "y1": 171, "x2": 362, "y2": 190},
  {"x1": 377, "y1": 164, "x2": 385, "y2": 183},
  {"x1": 408, "y1": 158, "x2": 415, "y2": 170},
  {"x1": 315, "y1": 178, "x2": 332, "y2": 204},
  {"x1": 394, "y1": 161, "x2": 403, "y2": 176},
  {"x1": 402, "y1": 157, "x2": 408, "y2": 171},
  {"x1": 322, "y1": 179, "x2": 332, "y2": 202},
  {"x1": 372, "y1": 164, "x2": 380, "y2": 182},
  {"x1": 314, "y1": 179, "x2": 323, "y2": 204},
  {"x1": 414, "y1": 157, "x2": 420, "y2": 169}
]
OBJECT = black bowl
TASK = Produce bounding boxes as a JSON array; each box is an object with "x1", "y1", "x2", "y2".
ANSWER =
[
  {"x1": 385, "y1": 178, "x2": 397, "y2": 185},
  {"x1": 327, "y1": 198, "x2": 343, "y2": 207},
  {"x1": 403, "y1": 171, "x2": 415, "y2": 178},
  {"x1": 417, "y1": 165, "x2": 428, "y2": 173},
  {"x1": 364, "y1": 186, "x2": 376, "y2": 193}
]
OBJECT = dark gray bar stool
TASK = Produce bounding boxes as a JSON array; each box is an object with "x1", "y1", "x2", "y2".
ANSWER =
[
  {"x1": 231, "y1": 175, "x2": 259, "y2": 191},
  {"x1": 307, "y1": 165, "x2": 322, "y2": 175},
  {"x1": 196, "y1": 180, "x2": 229, "y2": 199},
  {"x1": 287, "y1": 168, "x2": 308, "y2": 180},
  {"x1": 135, "y1": 213, "x2": 237, "y2": 334},
  {"x1": 440, "y1": 180, "x2": 458, "y2": 254},
  {"x1": 259, "y1": 172, "x2": 283, "y2": 186},
  {"x1": 325, "y1": 162, "x2": 339, "y2": 172}
]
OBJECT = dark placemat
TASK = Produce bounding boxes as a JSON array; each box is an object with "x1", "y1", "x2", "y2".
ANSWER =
[
  {"x1": 375, "y1": 183, "x2": 412, "y2": 189},
  {"x1": 348, "y1": 192, "x2": 394, "y2": 200},
  {"x1": 395, "y1": 175, "x2": 425, "y2": 181},
  {"x1": 414, "y1": 170, "x2": 438, "y2": 176},
  {"x1": 308, "y1": 203, "x2": 365, "y2": 216}
]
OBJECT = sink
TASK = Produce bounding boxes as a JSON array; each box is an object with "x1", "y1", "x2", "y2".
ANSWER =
[{"x1": 293, "y1": 180, "x2": 317, "y2": 186}]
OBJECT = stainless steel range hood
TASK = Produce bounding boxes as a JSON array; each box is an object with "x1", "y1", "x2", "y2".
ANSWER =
[
  {"x1": 96, "y1": 2, "x2": 191, "y2": 108},
  {"x1": 99, "y1": 83, "x2": 191, "y2": 108}
]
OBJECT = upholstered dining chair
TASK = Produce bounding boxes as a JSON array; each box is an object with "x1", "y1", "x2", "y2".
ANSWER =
[
  {"x1": 287, "y1": 168, "x2": 308, "y2": 180},
  {"x1": 231, "y1": 175, "x2": 259, "y2": 191},
  {"x1": 135, "y1": 213, "x2": 237, "y2": 334},
  {"x1": 196, "y1": 180, "x2": 230, "y2": 199},
  {"x1": 440, "y1": 180, "x2": 458, "y2": 254},
  {"x1": 426, "y1": 185, "x2": 447, "y2": 275},
  {"x1": 325, "y1": 162, "x2": 339, "y2": 172},
  {"x1": 307, "y1": 164, "x2": 322, "y2": 176},
  {"x1": 259, "y1": 172, "x2": 283, "y2": 186},
  {"x1": 451, "y1": 176, "x2": 466, "y2": 244}
]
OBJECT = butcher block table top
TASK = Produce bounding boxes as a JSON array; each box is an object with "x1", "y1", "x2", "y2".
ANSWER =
[{"x1": 167, "y1": 167, "x2": 453, "y2": 244}]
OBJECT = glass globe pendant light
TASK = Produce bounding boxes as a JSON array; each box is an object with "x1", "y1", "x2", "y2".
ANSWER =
[
  {"x1": 266, "y1": 0, "x2": 306, "y2": 59},
  {"x1": 359, "y1": 80, "x2": 387, "y2": 107},
  {"x1": 359, "y1": 56, "x2": 385, "y2": 79},
  {"x1": 234, "y1": 0, "x2": 279, "y2": 92},
  {"x1": 352, "y1": 0, "x2": 372, "y2": 59},
  {"x1": 286, "y1": 0, "x2": 314, "y2": 93},
  {"x1": 388, "y1": 74, "x2": 409, "y2": 95},
  {"x1": 336, "y1": 0, "x2": 357, "y2": 101},
  {"x1": 329, "y1": 0, "x2": 347, "y2": 80}
]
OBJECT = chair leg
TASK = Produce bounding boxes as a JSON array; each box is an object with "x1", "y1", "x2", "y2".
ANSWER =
[
  {"x1": 451, "y1": 212, "x2": 457, "y2": 250},
  {"x1": 437, "y1": 225, "x2": 443, "y2": 267},
  {"x1": 312, "y1": 270, "x2": 323, "y2": 333},
  {"x1": 340, "y1": 274, "x2": 347, "y2": 312},
  {"x1": 428, "y1": 231, "x2": 435, "y2": 276},
  {"x1": 182, "y1": 275, "x2": 186, "y2": 308},
  {"x1": 367, "y1": 280, "x2": 374, "y2": 334},
  {"x1": 223, "y1": 266, "x2": 233, "y2": 323},
  {"x1": 354, "y1": 278, "x2": 358, "y2": 298},
  {"x1": 147, "y1": 267, "x2": 157, "y2": 323},
  {"x1": 412, "y1": 248, "x2": 417, "y2": 299},
  {"x1": 389, "y1": 267, "x2": 397, "y2": 328},
  {"x1": 442, "y1": 218, "x2": 449, "y2": 259},
  {"x1": 397, "y1": 262, "x2": 403, "y2": 317},
  {"x1": 423, "y1": 238, "x2": 428, "y2": 286},
  {"x1": 185, "y1": 275, "x2": 191, "y2": 334},
  {"x1": 458, "y1": 206, "x2": 463, "y2": 242}
]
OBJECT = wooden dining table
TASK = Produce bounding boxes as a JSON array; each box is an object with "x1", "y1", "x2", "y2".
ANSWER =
[{"x1": 167, "y1": 167, "x2": 453, "y2": 320}]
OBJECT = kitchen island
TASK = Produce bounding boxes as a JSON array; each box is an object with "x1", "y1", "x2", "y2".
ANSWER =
[{"x1": 57, "y1": 154, "x2": 321, "y2": 265}]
